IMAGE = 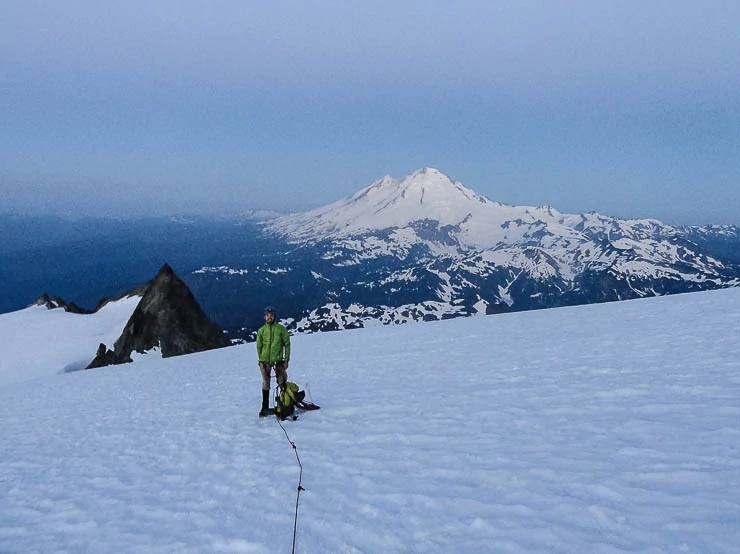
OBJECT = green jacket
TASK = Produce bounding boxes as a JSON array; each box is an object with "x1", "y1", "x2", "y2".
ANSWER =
[{"x1": 256, "y1": 322, "x2": 291, "y2": 363}]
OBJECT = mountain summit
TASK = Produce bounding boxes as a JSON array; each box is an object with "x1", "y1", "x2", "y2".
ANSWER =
[
  {"x1": 274, "y1": 168, "x2": 501, "y2": 245},
  {"x1": 273, "y1": 167, "x2": 565, "y2": 249},
  {"x1": 358, "y1": 167, "x2": 491, "y2": 218},
  {"x1": 88, "y1": 263, "x2": 230, "y2": 368}
]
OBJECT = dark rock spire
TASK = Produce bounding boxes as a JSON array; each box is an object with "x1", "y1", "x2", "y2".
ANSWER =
[{"x1": 87, "y1": 263, "x2": 231, "y2": 368}]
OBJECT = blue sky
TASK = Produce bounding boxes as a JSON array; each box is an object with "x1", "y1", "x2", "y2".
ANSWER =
[{"x1": 1, "y1": 1, "x2": 739, "y2": 224}]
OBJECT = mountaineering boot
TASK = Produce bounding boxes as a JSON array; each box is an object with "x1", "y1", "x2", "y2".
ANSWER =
[{"x1": 259, "y1": 389, "x2": 270, "y2": 417}]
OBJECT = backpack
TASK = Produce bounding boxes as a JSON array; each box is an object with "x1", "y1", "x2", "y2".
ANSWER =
[{"x1": 274, "y1": 382, "x2": 305, "y2": 420}]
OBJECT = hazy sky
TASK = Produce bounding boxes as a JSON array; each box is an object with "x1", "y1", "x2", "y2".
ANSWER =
[{"x1": 2, "y1": 1, "x2": 739, "y2": 224}]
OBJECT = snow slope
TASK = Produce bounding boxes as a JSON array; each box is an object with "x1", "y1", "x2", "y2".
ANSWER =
[
  {"x1": 273, "y1": 167, "x2": 568, "y2": 250},
  {"x1": 0, "y1": 294, "x2": 141, "y2": 387},
  {"x1": 1, "y1": 289, "x2": 739, "y2": 553}
]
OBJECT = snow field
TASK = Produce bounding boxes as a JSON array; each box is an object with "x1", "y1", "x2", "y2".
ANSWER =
[
  {"x1": 1, "y1": 288, "x2": 739, "y2": 552},
  {"x1": 0, "y1": 295, "x2": 141, "y2": 386}
]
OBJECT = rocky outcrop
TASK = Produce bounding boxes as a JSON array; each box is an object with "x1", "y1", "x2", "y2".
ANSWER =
[
  {"x1": 87, "y1": 343, "x2": 119, "y2": 369},
  {"x1": 34, "y1": 293, "x2": 91, "y2": 314},
  {"x1": 87, "y1": 263, "x2": 231, "y2": 368}
]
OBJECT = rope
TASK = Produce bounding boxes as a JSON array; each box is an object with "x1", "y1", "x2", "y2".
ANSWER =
[
  {"x1": 277, "y1": 415, "x2": 304, "y2": 554},
  {"x1": 267, "y1": 370, "x2": 308, "y2": 554}
]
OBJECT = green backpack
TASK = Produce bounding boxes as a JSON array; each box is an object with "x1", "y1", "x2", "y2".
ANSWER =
[{"x1": 274, "y1": 382, "x2": 305, "y2": 420}]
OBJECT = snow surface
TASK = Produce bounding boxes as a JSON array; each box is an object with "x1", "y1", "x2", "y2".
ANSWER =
[
  {"x1": 1, "y1": 289, "x2": 740, "y2": 553},
  {"x1": 0, "y1": 294, "x2": 141, "y2": 387}
]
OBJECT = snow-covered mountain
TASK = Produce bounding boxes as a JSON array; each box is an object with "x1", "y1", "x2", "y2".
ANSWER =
[
  {"x1": 275, "y1": 167, "x2": 512, "y2": 250},
  {"x1": 212, "y1": 168, "x2": 737, "y2": 333},
  {"x1": 274, "y1": 167, "x2": 683, "y2": 254},
  {"x1": 2, "y1": 288, "x2": 739, "y2": 553}
]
